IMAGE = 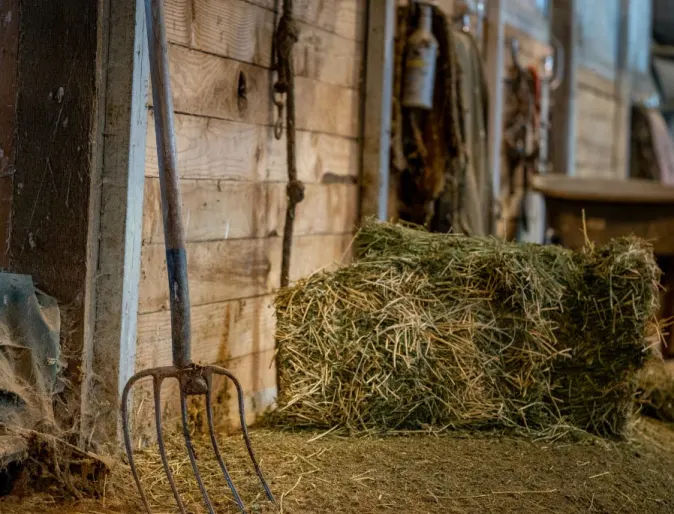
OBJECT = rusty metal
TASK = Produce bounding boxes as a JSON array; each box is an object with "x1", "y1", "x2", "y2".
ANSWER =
[
  {"x1": 122, "y1": 366, "x2": 274, "y2": 513},
  {"x1": 121, "y1": 1, "x2": 275, "y2": 512}
]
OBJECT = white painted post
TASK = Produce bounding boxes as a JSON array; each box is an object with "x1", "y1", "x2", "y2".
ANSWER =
[
  {"x1": 551, "y1": 0, "x2": 579, "y2": 177},
  {"x1": 484, "y1": 0, "x2": 505, "y2": 232},
  {"x1": 613, "y1": 0, "x2": 633, "y2": 180},
  {"x1": 361, "y1": 0, "x2": 396, "y2": 221},
  {"x1": 90, "y1": 0, "x2": 149, "y2": 446}
]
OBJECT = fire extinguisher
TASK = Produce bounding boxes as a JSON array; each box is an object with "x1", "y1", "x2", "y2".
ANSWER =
[{"x1": 402, "y1": 2, "x2": 439, "y2": 110}]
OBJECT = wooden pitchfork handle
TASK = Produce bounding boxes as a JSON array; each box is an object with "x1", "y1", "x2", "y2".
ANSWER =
[{"x1": 145, "y1": 0, "x2": 192, "y2": 368}]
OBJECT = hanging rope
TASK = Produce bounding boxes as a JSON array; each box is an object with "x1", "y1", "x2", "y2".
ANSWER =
[{"x1": 273, "y1": 0, "x2": 304, "y2": 288}]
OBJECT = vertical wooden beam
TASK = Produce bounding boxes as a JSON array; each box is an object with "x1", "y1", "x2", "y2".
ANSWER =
[
  {"x1": 80, "y1": 0, "x2": 112, "y2": 448},
  {"x1": 89, "y1": 0, "x2": 149, "y2": 446},
  {"x1": 484, "y1": 0, "x2": 505, "y2": 226},
  {"x1": 360, "y1": 0, "x2": 396, "y2": 221},
  {"x1": 0, "y1": 0, "x2": 19, "y2": 267},
  {"x1": 10, "y1": 0, "x2": 105, "y2": 442},
  {"x1": 612, "y1": 0, "x2": 633, "y2": 180},
  {"x1": 551, "y1": 0, "x2": 579, "y2": 176}
]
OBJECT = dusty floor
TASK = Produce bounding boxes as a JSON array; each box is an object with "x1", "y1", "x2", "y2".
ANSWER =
[{"x1": 2, "y1": 418, "x2": 674, "y2": 513}]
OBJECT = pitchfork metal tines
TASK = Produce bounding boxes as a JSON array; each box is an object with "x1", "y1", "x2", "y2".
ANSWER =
[
  {"x1": 121, "y1": 364, "x2": 275, "y2": 513},
  {"x1": 120, "y1": 1, "x2": 276, "y2": 512}
]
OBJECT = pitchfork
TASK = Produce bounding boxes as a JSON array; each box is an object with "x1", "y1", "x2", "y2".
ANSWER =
[{"x1": 121, "y1": 1, "x2": 276, "y2": 512}]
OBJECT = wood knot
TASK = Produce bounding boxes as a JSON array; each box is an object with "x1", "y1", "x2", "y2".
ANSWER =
[{"x1": 237, "y1": 71, "x2": 248, "y2": 116}]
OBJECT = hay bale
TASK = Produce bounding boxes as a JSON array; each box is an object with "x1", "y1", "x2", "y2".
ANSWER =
[
  {"x1": 275, "y1": 221, "x2": 660, "y2": 437},
  {"x1": 551, "y1": 238, "x2": 661, "y2": 435},
  {"x1": 637, "y1": 359, "x2": 674, "y2": 422}
]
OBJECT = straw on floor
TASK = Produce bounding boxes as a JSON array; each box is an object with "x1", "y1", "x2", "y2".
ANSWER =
[{"x1": 274, "y1": 221, "x2": 660, "y2": 437}]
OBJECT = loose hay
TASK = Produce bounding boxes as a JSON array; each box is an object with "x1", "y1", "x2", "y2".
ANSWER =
[
  {"x1": 5, "y1": 422, "x2": 674, "y2": 514},
  {"x1": 274, "y1": 221, "x2": 661, "y2": 437},
  {"x1": 637, "y1": 358, "x2": 674, "y2": 422}
]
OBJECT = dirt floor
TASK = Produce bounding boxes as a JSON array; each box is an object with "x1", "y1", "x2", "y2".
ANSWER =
[{"x1": 2, "y1": 418, "x2": 674, "y2": 513}]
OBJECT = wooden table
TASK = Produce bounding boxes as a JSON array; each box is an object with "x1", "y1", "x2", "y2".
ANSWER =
[
  {"x1": 532, "y1": 175, "x2": 674, "y2": 254},
  {"x1": 532, "y1": 175, "x2": 674, "y2": 357}
]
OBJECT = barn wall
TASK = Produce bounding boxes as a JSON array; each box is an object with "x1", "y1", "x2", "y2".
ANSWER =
[
  {"x1": 574, "y1": 70, "x2": 621, "y2": 178},
  {"x1": 9, "y1": 0, "x2": 106, "y2": 439},
  {"x1": 0, "y1": 0, "x2": 18, "y2": 268},
  {"x1": 573, "y1": 0, "x2": 625, "y2": 179},
  {"x1": 136, "y1": 0, "x2": 365, "y2": 427}
]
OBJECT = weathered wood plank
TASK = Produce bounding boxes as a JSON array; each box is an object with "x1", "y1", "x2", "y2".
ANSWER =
[
  {"x1": 164, "y1": 0, "x2": 192, "y2": 45},
  {"x1": 576, "y1": 138, "x2": 614, "y2": 157},
  {"x1": 143, "y1": 179, "x2": 358, "y2": 243},
  {"x1": 245, "y1": 0, "x2": 365, "y2": 42},
  {"x1": 292, "y1": 76, "x2": 360, "y2": 138},
  {"x1": 164, "y1": 0, "x2": 362, "y2": 89},
  {"x1": 11, "y1": 2, "x2": 100, "y2": 305},
  {"x1": 575, "y1": 86, "x2": 618, "y2": 178},
  {"x1": 136, "y1": 294, "x2": 277, "y2": 370},
  {"x1": 160, "y1": 44, "x2": 360, "y2": 137},
  {"x1": 577, "y1": 67, "x2": 617, "y2": 99},
  {"x1": 576, "y1": 144, "x2": 614, "y2": 172},
  {"x1": 139, "y1": 237, "x2": 278, "y2": 313},
  {"x1": 145, "y1": 112, "x2": 359, "y2": 183},
  {"x1": 10, "y1": 1, "x2": 103, "y2": 434},
  {"x1": 143, "y1": 179, "x2": 269, "y2": 242},
  {"x1": 288, "y1": 232, "x2": 352, "y2": 281},
  {"x1": 139, "y1": 234, "x2": 352, "y2": 313},
  {"x1": 291, "y1": 22, "x2": 362, "y2": 90},
  {"x1": 146, "y1": 111, "x2": 273, "y2": 182},
  {"x1": 163, "y1": 44, "x2": 273, "y2": 125},
  {"x1": 223, "y1": 348, "x2": 277, "y2": 427},
  {"x1": 576, "y1": 124, "x2": 616, "y2": 150},
  {"x1": 575, "y1": 162, "x2": 615, "y2": 179},
  {"x1": 0, "y1": 0, "x2": 18, "y2": 268},
  {"x1": 276, "y1": 183, "x2": 359, "y2": 237},
  {"x1": 576, "y1": 87, "x2": 617, "y2": 120}
]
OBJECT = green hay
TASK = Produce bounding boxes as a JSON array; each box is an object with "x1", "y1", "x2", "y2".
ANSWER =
[
  {"x1": 637, "y1": 358, "x2": 674, "y2": 422},
  {"x1": 274, "y1": 221, "x2": 661, "y2": 438}
]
